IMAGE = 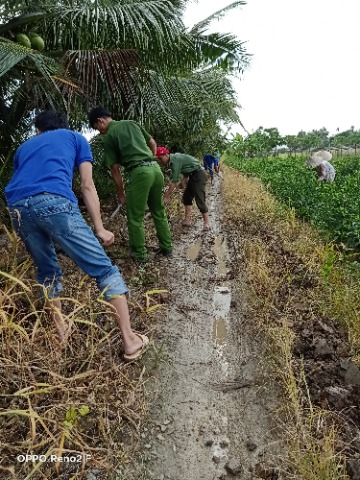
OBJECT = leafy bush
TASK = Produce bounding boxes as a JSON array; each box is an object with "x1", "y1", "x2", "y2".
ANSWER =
[{"x1": 225, "y1": 154, "x2": 360, "y2": 250}]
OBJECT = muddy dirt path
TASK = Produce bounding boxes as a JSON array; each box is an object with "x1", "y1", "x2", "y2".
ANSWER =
[{"x1": 128, "y1": 177, "x2": 282, "y2": 480}]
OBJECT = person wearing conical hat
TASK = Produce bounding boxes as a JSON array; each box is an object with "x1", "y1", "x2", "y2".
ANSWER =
[{"x1": 306, "y1": 150, "x2": 336, "y2": 182}]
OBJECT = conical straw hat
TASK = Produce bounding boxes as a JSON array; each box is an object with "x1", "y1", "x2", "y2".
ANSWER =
[{"x1": 306, "y1": 150, "x2": 332, "y2": 167}]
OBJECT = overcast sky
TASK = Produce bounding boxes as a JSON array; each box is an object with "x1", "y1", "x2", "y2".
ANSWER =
[{"x1": 183, "y1": 0, "x2": 360, "y2": 137}]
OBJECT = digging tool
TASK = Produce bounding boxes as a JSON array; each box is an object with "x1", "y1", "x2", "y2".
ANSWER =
[
  {"x1": 111, "y1": 202, "x2": 152, "y2": 221},
  {"x1": 209, "y1": 167, "x2": 223, "y2": 179},
  {"x1": 110, "y1": 202, "x2": 123, "y2": 219}
]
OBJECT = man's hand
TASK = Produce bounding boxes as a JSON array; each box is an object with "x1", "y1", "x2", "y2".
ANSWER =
[
  {"x1": 163, "y1": 182, "x2": 177, "y2": 204},
  {"x1": 96, "y1": 228, "x2": 115, "y2": 247},
  {"x1": 178, "y1": 178, "x2": 187, "y2": 190}
]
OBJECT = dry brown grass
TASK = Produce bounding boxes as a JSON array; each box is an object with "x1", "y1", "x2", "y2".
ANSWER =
[
  {"x1": 221, "y1": 166, "x2": 355, "y2": 479},
  {"x1": 0, "y1": 225, "x2": 167, "y2": 480}
]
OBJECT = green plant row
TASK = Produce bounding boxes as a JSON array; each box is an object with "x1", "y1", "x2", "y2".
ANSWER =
[{"x1": 225, "y1": 154, "x2": 360, "y2": 250}]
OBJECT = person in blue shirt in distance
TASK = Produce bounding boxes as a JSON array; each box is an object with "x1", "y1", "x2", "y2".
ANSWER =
[{"x1": 203, "y1": 152, "x2": 216, "y2": 184}]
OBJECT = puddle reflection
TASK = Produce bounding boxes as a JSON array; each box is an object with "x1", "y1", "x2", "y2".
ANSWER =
[
  {"x1": 213, "y1": 317, "x2": 227, "y2": 345},
  {"x1": 212, "y1": 236, "x2": 227, "y2": 276},
  {"x1": 186, "y1": 241, "x2": 201, "y2": 261},
  {"x1": 212, "y1": 286, "x2": 231, "y2": 375}
]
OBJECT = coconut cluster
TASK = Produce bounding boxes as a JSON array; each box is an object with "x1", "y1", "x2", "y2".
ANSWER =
[{"x1": 15, "y1": 33, "x2": 45, "y2": 51}]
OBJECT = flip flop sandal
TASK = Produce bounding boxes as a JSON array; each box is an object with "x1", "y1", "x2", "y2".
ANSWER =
[{"x1": 123, "y1": 333, "x2": 149, "y2": 362}]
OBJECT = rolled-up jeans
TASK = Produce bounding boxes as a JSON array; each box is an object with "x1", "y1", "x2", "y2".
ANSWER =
[{"x1": 9, "y1": 193, "x2": 128, "y2": 300}]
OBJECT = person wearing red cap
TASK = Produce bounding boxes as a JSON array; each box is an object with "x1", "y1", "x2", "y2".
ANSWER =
[
  {"x1": 156, "y1": 147, "x2": 210, "y2": 230},
  {"x1": 88, "y1": 107, "x2": 173, "y2": 263}
]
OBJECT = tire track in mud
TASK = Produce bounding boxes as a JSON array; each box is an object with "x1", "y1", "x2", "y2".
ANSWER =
[{"x1": 133, "y1": 176, "x2": 282, "y2": 480}]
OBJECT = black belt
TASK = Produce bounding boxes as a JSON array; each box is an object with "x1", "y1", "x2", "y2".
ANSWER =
[{"x1": 127, "y1": 161, "x2": 157, "y2": 172}]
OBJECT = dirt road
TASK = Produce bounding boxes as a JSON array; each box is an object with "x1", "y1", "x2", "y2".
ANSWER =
[{"x1": 126, "y1": 177, "x2": 281, "y2": 480}]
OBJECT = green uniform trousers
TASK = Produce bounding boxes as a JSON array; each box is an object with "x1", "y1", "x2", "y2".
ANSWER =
[{"x1": 126, "y1": 163, "x2": 172, "y2": 261}]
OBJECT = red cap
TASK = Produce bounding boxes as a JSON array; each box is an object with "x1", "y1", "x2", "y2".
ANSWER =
[{"x1": 156, "y1": 146, "x2": 169, "y2": 158}]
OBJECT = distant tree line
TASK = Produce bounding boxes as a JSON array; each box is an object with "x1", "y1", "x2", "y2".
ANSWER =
[{"x1": 229, "y1": 126, "x2": 360, "y2": 157}]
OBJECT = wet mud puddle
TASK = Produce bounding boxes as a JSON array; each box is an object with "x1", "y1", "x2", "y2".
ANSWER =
[
  {"x1": 186, "y1": 240, "x2": 202, "y2": 261},
  {"x1": 212, "y1": 236, "x2": 227, "y2": 277},
  {"x1": 213, "y1": 285, "x2": 231, "y2": 344},
  {"x1": 210, "y1": 285, "x2": 232, "y2": 464}
]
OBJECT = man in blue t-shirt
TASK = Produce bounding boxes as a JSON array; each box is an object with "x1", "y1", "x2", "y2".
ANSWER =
[
  {"x1": 5, "y1": 110, "x2": 148, "y2": 360},
  {"x1": 203, "y1": 152, "x2": 219, "y2": 184}
]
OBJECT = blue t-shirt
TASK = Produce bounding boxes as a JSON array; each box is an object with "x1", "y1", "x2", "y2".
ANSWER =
[
  {"x1": 203, "y1": 153, "x2": 215, "y2": 169},
  {"x1": 5, "y1": 129, "x2": 93, "y2": 205}
]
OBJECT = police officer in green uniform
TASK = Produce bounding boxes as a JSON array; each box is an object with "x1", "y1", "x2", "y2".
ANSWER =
[
  {"x1": 156, "y1": 147, "x2": 210, "y2": 231},
  {"x1": 89, "y1": 107, "x2": 173, "y2": 263}
]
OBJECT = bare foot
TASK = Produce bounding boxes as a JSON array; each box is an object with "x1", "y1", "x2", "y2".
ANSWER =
[
  {"x1": 202, "y1": 224, "x2": 211, "y2": 231},
  {"x1": 55, "y1": 321, "x2": 73, "y2": 350},
  {"x1": 182, "y1": 219, "x2": 192, "y2": 227}
]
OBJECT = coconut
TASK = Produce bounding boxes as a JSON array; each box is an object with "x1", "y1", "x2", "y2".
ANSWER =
[
  {"x1": 30, "y1": 35, "x2": 45, "y2": 52},
  {"x1": 16, "y1": 33, "x2": 31, "y2": 49}
]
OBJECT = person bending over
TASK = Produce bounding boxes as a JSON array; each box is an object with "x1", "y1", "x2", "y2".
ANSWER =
[
  {"x1": 88, "y1": 106, "x2": 172, "y2": 263},
  {"x1": 156, "y1": 147, "x2": 210, "y2": 231},
  {"x1": 5, "y1": 110, "x2": 148, "y2": 360},
  {"x1": 306, "y1": 150, "x2": 336, "y2": 182},
  {"x1": 203, "y1": 152, "x2": 216, "y2": 184},
  {"x1": 316, "y1": 160, "x2": 336, "y2": 182}
]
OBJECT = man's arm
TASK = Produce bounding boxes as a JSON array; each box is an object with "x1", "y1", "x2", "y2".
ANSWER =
[
  {"x1": 147, "y1": 137, "x2": 157, "y2": 156},
  {"x1": 79, "y1": 162, "x2": 114, "y2": 246},
  {"x1": 110, "y1": 164, "x2": 126, "y2": 204}
]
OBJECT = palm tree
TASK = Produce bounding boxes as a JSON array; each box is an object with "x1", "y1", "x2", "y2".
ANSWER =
[
  {"x1": 1, "y1": 0, "x2": 248, "y2": 123},
  {"x1": 0, "y1": 0, "x2": 249, "y2": 211},
  {"x1": 126, "y1": 1, "x2": 249, "y2": 153}
]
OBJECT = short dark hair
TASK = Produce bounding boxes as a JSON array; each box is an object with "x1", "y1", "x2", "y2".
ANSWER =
[
  {"x1": 34, "y1": 110, "x2": 69, "y2": 132},
  {"x1": 88, "y1": 106, "x2": 112, "y2": 129}
]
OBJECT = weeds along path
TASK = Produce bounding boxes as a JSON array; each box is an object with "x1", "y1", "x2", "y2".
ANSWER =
[{"x1": 128, "y1": 174, "x2": 282, "y2": 480}]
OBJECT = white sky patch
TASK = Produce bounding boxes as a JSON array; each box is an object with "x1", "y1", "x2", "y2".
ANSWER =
[
  {"x1": 183, "y1": 0, "x2": 360, "y2": 136},
  {"x1": 83, "y1": 130, "x2": 97, "y2": 141}
]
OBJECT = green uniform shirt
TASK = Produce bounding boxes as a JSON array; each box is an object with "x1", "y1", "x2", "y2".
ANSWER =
[
  {"x1": 169, "y1": 153, "x2": 202, "y2": 183},
  {"x1": 103, "y1": 120, "x2": 153, "y2": 171}
]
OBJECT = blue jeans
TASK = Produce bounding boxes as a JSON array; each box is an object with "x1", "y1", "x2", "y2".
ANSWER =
[{"x1": 9, "y1": 193, "x2": 128, "y2": 300}]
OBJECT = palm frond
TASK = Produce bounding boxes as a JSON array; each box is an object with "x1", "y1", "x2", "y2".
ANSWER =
[
  {"x1": 0, "y1": 11, "x2": 45, "y2": 35},
  {"x1": 62, "y1": 49, "x2": 139, "y2": 106},
  {"x1": 193, "y1": 32, "x2": 250, "y2": 73},
  {"x1": 0, "y1": 41, "x2": 58, "y2": 78},
  {"x1": 131, "y1": 68, "x2": 240, "y2": 138},
  {"x1": 42, "y1": 1, "x2": 186, "y2": 52},
  {"x1": 190, "y1": 1, "x2": 246, "y2": 34}
]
